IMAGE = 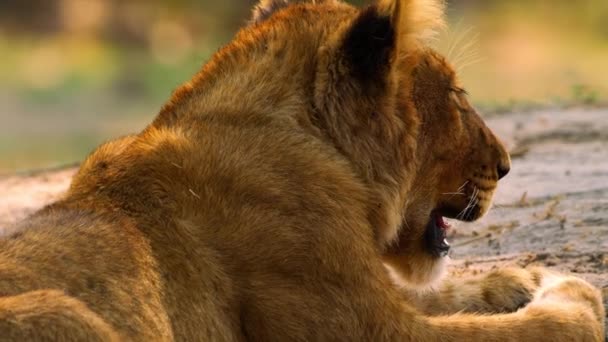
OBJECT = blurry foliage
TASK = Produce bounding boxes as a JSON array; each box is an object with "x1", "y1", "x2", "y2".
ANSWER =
[
  {"x1": 0, "y1": 0, "x2": 606, "y2": 172},
  {"x1": 571, "y1": 84, "x2": 600, "y2": 106}
]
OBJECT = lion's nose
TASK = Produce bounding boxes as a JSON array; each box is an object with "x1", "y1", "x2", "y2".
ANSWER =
[{"x1": 497, "y1": 163, "x2": 510, "y2": 180}]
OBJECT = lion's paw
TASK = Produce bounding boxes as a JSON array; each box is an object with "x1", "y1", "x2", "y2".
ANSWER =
[
  {"x1": 474, "y1": 267, "x2": 541, "y2": 313},
  {"x1": 534, "y1": 273, "x2": 605, "y2": 323}
]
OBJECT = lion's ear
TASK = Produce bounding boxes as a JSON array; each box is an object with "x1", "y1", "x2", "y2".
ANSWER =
[
  {"x1": 251, "y1": 0, "x2": 290, "y2": 24},
  {"x1": 342, "y1": 0, "x2": 445, "y2": 81},
  {"x1": 376, "y1": 0, "x2": 445, "y2": 44},
  {"x1": 342, "y1": 6, "x2": 396, "y2": 82},
  {"x1": 251, "y1": 0, "x2": 338, "y2": 24}
]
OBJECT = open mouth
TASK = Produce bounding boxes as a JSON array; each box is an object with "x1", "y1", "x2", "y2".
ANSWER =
[
  {"x1": 424, "y1": 212, "x2": 452, "y2": 258},
  {"x1": 424, "y1": 201, "x2": 484, "y2": 258},
  {"x1": 419, "y1": 181, "x2": 491, "y2": 258}
]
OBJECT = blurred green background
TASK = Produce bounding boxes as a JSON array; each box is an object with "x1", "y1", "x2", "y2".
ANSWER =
[{"x1": 0, "y1": 0, "x2": 606, "y2": 173}]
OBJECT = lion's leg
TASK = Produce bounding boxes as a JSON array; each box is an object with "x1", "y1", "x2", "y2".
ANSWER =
[
  {"x1": 377, "y1": 272, "x2": 604, "y2": 341},
  {"x1": 405, "y1": 267, "x2": 545, "y2": 315},
  {"x1": 0, "y1": 290, "x2": 121, "y2": 341},
  {"x1": 421, "y1": 273, "x2": 605, "y2": 341}
]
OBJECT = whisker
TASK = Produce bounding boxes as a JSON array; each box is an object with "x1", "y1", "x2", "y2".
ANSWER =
[
  {"x1": 456, "y1": 193, "x2": 472, "y2": 220},
  {"x1": 463, "y1": 196, "x2": 479, "y2": 220},
  {"x1": 457, "y1": 187, "x2": 478, "y2": 221},
  {"x1": 444, "y1": 23, "x2": 458, "y2": 60},
  {"x1": 443, "y1": 191, "x2": 465, "y2": 201},
  {"x1": 457, "y1": 181, "x2": 469, "y2": 192},
  {"x1": 468, "y1": 198, "x2": 480, "y2": 217},
  {"x1": 456, "y1": 57, "x2": 485, "y2": 73},
  {"x1": 453, "y1": 31, "x2": 479, "y2": 64},
  {"x1": 441, "y1": 24, "x2": 482, "y2": 73},
  {"x1": 446, "y1": 23, "x2": 473, "y2": 61},
  {"x1": 444, "y1": 181, "x2": 470, "y2": 200}
]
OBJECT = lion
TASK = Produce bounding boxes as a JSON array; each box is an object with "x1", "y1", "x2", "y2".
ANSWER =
[{"x1": 0, "y1": 0, "x2": 604, "y2": 340}]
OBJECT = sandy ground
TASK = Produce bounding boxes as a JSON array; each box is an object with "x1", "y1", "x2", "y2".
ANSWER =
[{"x1": 0, "y1": 108, "x2": 607, "y2": 336}]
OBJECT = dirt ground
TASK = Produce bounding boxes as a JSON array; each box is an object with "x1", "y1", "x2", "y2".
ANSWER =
[{"x1": 0, "y1": 108, "x2": 607, "y2": 336}]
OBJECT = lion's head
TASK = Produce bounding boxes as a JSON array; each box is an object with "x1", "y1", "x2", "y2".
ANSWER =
[
  {"x1": 161, "y1": 0, "x2": 510, "y2": 288},
  {"x1": 382, "y1": 49, "x2": 511, "y2": 287}
]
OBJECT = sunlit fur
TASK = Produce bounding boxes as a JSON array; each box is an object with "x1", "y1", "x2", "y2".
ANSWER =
[{"x1": 0, "y1": 0, "x2": 603, "y2": 340}]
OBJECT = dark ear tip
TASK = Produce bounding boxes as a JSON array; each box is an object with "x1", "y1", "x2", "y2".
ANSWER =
[{"x1": 343, "y1": 6, "x2": 396, "y2": 81}]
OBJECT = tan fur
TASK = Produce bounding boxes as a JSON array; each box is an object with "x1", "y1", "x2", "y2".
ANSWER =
[{"x1": 0, "y1": 0, "x2": 604, "y2": 340}]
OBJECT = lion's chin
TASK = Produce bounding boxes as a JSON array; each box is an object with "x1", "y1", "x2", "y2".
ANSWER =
[
  {"x1": 383, "y1": 254, "x2": 449, "y2": 290},
  {"x1": 382, "y1": 211, "x2": 453, "y2": 289}
]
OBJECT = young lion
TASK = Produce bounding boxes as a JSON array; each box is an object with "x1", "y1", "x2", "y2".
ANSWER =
[{"x1": 0, "y1": 0, "x2": 604, "y2": 340}]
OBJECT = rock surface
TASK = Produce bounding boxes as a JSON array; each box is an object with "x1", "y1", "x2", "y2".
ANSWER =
[{"x1": 1, "y1": 108, "x2": 607, "y2": 335}]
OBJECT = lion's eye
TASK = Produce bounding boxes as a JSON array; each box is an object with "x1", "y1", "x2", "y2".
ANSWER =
[
  {"x1": 449, "y1": 87, "x2": 468, "y2": 111},
  {"x1": 449, "y1": 87, "x2": 468, "y2": 95}
]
